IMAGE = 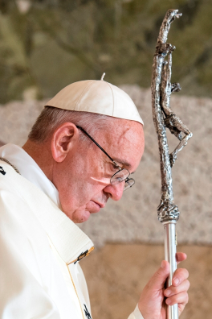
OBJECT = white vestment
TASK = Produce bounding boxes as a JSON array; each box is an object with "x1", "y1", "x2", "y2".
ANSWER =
[{"x1": 0, "y1": 144, "x2": 143, "y2": 319}]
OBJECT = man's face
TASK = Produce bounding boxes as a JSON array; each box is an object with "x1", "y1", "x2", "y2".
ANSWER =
[{"x1": 52, "y1": 119, "x2": 144, "y2": 223}]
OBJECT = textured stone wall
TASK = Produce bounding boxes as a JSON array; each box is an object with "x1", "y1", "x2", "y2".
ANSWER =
[{"x1": 0, "y1": 86, "x2": 211, "y2": 246}]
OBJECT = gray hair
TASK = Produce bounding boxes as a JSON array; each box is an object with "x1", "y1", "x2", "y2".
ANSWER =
[{"x1": 28, "y1": 106, "x2": 112, "y2": 143}]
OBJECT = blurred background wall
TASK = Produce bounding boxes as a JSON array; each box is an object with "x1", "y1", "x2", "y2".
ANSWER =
[
  {"x1": 1, "y1": 0, "x2": 212, "y2": 103},
  {"x1": 0, "y1": 1, "x2": 212, "y2": 318}
]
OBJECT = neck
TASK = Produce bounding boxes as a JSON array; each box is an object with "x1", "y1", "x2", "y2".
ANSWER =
[{"x1": 22, "y1": 139, "x2": 54, "y2": 182}]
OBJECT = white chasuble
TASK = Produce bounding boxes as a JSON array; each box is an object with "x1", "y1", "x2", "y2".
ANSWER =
[{"x1": 0, "y1": 144, "x2": 143, "y2": 319}]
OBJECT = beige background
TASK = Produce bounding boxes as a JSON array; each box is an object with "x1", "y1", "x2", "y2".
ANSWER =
[{"x1": 81, "y1": 244, "x2": 212, "y2": 319}]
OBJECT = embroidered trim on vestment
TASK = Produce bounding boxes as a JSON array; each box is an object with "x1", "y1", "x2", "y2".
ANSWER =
[{"x1": 0, "y1": 157, "x2": 20, "y2": 174}]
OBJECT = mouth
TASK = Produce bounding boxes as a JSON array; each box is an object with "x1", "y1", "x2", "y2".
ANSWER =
[
  {"x1": 93, "y1": 201, "x2": 105, "y2": 209},
  {"x1": 89, "y1": 200, "x2": 105, "y2": 213}
]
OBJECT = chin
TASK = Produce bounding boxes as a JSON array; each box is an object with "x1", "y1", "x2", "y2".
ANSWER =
[{"x1": 71, "y1": 209, "x2": 91, "y2": 223}]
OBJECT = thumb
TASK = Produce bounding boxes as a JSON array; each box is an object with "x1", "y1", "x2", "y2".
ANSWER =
[{"x1": 148, "y1": 260, "x2": 170, "y2": 290}]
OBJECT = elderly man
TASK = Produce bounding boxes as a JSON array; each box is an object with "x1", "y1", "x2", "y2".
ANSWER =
[{"x1": 0, "y1": 79, "x2": 189, "y2": 319}]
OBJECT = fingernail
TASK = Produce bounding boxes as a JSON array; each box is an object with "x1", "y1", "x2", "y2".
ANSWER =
[
  {"x1": 165, "y1": 289, "x2": 171, "y2": 296},
  {"x1": 173, "y1": 278, "x2": 179, "y2": 285},
  {"x1": 161, "y1": 261, "x2": 166, "y2": 269}
]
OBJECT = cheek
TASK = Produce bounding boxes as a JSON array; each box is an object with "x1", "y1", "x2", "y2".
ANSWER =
[
  {"x1": 56, "y1": 171, "x2": 104, "y2": 217},
  {"x1": 53, "y1": 149, "x2": 105, "y2": 214},
  {"x1": 58, "y1": 178, "x2": 91, "y2": 212}
]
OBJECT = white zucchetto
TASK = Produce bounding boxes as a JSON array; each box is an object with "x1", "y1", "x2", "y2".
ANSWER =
[{"x1": 45, "y1": 80, "x2": 144, "y2": 125}]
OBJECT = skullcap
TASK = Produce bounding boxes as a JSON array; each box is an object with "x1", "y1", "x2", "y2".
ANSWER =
[{"x1": 45, "y1": 79, "x2": 143, "y2": 125}]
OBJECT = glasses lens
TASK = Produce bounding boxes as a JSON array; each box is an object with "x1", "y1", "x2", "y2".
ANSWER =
[
  {"x1": 124, "y1": 178, "x2": 135, "y2": 191},
  {"x1": 111, "y1": 168, "x2": 129, "y2": 185}
]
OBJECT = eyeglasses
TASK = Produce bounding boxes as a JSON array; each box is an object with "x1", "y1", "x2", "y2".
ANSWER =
[{"x1": 76, "y1": 126, "x2": 135, "y2": 191}]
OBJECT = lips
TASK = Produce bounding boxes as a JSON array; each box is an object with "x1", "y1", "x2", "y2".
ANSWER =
[
  {"x1": 87, "y1": 201, "x2": 105, "y2": 213},
  {"x1": 93, "y1": 201, "x2": 105, "y2": 209}
]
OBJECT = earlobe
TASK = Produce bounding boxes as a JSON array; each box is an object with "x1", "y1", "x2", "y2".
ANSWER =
[{"x1": 51, "y1": 123, "x2": 78, "y2": 163}]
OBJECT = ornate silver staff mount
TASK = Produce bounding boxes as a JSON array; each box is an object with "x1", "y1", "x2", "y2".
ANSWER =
[{"x1": 151, "y1": 9, "x2": 192, "y2": 319}]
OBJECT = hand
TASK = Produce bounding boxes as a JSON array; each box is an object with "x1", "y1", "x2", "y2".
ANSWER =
[{"x1": 138, "y1": 252, "x2": 189, "y2": 319}]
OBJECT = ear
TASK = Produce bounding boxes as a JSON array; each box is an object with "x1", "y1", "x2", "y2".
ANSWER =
[{"x1": 51, "y1": 122, "x2": 79, "y2": 163}]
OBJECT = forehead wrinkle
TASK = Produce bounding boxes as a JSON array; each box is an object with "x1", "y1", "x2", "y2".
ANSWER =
[
  {"x1": 100, "y1": 119, "x2": 143, "y2": 166},
  {"x1": 109, "y1": 123, "x2": 141, "y2": 163},
  {"x1": 116, "y1": 126, "x2": 131, "y2": 146}
]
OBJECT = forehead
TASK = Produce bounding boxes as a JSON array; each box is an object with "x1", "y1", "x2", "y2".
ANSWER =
[{"x1": 100, "y1": 119, "x2": 144, "y2": 170}]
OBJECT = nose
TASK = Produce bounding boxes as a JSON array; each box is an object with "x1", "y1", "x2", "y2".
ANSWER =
[{"x1": 103, "y1": 182, "x2": 125, "y2": 201}]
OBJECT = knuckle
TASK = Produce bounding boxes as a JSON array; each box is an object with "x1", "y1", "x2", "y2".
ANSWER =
[
  {"x1": 175, "y1": 268, "x2": 189, "y2": 280},
  {"x1": 170, "y1": 286, "x2": 178, "y2": 295},
  {"x1": 181, "y1": 292, "x2": 189, "y2": 304},
  {"x1": 169, "y1": 291, "x2": 188, "y2": 304},
  {"x1": 184, "y1": 268, "x2": 189, "y2": 278},
  {"x1": 175, "y1": 279, "x2": 190, "y2": 294}
]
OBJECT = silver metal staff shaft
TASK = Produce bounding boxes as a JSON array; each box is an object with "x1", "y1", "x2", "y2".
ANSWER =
[
  {"x1": 164, "y1": 222, "x2": 178, "y2": 319},
  {"x1": 151, "y1": 9, "x2": 192, "y2": 319}
]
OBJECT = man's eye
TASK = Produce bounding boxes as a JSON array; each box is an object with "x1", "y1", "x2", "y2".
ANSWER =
[
  {"x1": 112, "y1": 163, "x2": 121, "y2": 171},
  {"x1": 108, "y1": 163, "x2": 118, "y2": 172}
]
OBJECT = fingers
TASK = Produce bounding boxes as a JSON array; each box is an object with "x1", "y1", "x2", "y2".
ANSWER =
[
  {"x1": 138, "y1": 259, "x2": 189, "y2": 319},
  {"x1": 147, "y1": 261, "x2": 189, "y2": 291},
  {"x1": 147, "y1": 260, "x2": 170, "y2": 290},
  {"x1": 176, "y1": 252, "x2": 187, "y2": 264},
  {"x1": 164, "y1": 267, "x2": 190, "y2": 312},
  {"x1": 172, "y1": 268, "x2": 189, "y2": 287},
  {"x1": 165, "y1": 291, "x2": 189, "y2": 306},
  {"x1": 164, "y1": 279, "x2": 190, "y2": 298}
]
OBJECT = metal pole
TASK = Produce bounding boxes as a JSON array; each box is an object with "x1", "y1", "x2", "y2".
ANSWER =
[{"x1": 164, "y1": 222, "x2": 178, "y2": 319}]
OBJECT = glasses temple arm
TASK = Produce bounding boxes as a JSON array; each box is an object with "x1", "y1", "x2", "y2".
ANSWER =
[{"x1": 76, "y1": 126, "x2": 116, "y2": 164}]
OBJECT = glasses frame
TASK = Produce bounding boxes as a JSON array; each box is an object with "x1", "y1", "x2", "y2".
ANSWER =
[{"x1": 76, "y1": 125, "x2": 135, "y2": 190}]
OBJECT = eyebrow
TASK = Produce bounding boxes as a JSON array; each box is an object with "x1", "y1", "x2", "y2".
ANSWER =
[
  {"x1": 113, "y1": 158, "x2": 137, "y2": 174},
  {"x1": 113, "y1": 157, "x2": 130, "y2": 167},
  {"x1": 107, "y1": 157, "x2": 136, "y2": 174}
]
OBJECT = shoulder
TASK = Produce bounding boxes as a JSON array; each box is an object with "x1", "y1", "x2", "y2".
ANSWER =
[
  {"x1": 0, "y1": 162, "x2": 55, "y2": 284},
  {"x1": 0, "y1": 160, "x2": 58, "y2": 215},
  {"x1": 0, "y1": 160, "x2": 53, "y2": 257}
]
